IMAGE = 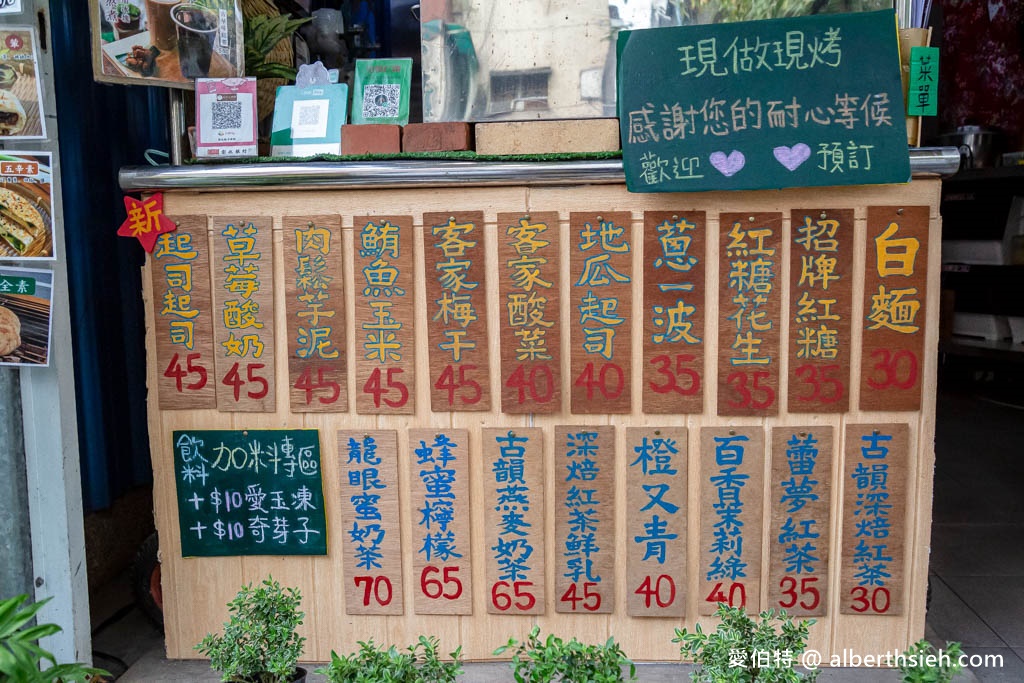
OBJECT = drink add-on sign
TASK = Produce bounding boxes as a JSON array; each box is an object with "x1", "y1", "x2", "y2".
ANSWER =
[{"x1": 618, "y1": 10, "x2": 911, "y2": 193}]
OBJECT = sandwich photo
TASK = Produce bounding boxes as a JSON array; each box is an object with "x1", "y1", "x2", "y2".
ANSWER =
[
  {"x1": 0, "y1": 90, "x2": 26, "y2": 137},
  {"x1": 0, "y1": 187, "x2": 44, "y2": 255},
  {"x1": 0, "y1": 304, "x2": 21, "y2": 356}
]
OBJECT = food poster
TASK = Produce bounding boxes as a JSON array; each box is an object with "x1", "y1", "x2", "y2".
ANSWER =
[
  {"x1": 0, "y1": 266, "x2": 52, "y2": 367},
  {"x1": 90, "y1": 0, "x2": 243, "y2": 89},
  {"x1": 0, "y1": 152, "x2": 54, "y2": 259},
  {"x1": 0, "y1": 28, "x2": 45, "y2": 140}
]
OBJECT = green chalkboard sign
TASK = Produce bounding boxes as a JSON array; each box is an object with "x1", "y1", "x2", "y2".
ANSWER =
[
  {"x1": 173, "y1": 430, "x2": 328, "y2": 557},
  {"x1": 617, "y1": 10, "x2": 911, "y2": 193}
]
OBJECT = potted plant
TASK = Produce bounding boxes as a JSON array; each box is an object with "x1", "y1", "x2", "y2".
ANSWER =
[
  {"x1": 897, "y1": 640, "x2": 965, "y2": 683},
  {"x1": 674, "y1": 604, "x2": 818, "y2": 682},
  {"x1": 493, "y1": 625, "x2": 636, "y2": 683},
  {"x1": 316, "y1": 636, "x2": 463, "y2": 683},
  {"x1": 112, "y1": 2, "x2": 143, "y2": 40},
  {"x1": 195, "y1": 576, "x2": 307, "y2": 683},
  {"x1": 0, "y1": 593, "x2": 109, "y2": 682}
]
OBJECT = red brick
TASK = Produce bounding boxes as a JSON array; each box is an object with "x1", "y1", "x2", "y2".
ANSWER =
[
  {"x1": 341, "y1": 124, "x2": 402, "y2": 155},
  {"x1": 401, "y1": 122, "x2": 473, "y2": 153}
]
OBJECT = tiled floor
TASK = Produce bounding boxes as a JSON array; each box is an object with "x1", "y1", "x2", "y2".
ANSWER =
[
  {"x1": 926, "y1": 389, "x2": 1024, "y2": 682},
  {"x1": 94, "y1": 388, "x2": 1018, "y2": 681}
]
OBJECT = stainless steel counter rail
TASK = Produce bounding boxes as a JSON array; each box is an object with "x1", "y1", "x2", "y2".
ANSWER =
[{"x1": 119, "y1": 147, "x2": 961, "y2": 193}]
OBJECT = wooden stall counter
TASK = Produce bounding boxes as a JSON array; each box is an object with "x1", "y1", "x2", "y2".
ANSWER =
[{"x1": 122, "y1": 154, "x2": 954, "y2": 663}]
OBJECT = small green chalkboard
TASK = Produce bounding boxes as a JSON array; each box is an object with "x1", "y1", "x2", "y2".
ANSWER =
[
  {"x1": 617, "y1": 10, "x2": 911, "y2": 193},
  {"x1": 173, "y1": 429, "x2": 328, "y2": 557}
]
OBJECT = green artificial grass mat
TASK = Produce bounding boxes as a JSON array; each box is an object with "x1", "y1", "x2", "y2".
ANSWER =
[{"x1": 187, "y1": 150, "x2": 623, "y2": 165}]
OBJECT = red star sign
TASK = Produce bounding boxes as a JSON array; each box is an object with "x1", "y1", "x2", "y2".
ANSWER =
[{"x1": 117, "y1": 193, "x2": 177, "y2": 253}]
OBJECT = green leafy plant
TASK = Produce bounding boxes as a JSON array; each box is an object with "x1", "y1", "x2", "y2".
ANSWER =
[
  {"x1": 244, "y1": 14, "x2": 311, "y2": 82},
  {"x1": 0, "y1": 593, "x2": 109, "y2": 682},
  {"x1": 195, "y1": 576, "x2": 305, "y2": 683},
  {"x1": 493, "y1": 625, "x2": 636, "y2": 683},
  {"x1": 674, "y1": 604, "x2": 818, "y2": 682},
  {"x1": 897, "y1": 640, "x2": 964, "y2": 683},
  {"x1": 114, "y1": 3, "x2": 140, "y2": 19},
  {"x1": 316, "y1": 636, "x2": 462, "y2": 683}
]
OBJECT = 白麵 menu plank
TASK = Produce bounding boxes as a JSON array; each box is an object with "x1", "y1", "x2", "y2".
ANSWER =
[
  {"x1": 569, "y1": 212, "x2": 632, "y2": 414},
  {"x1": 642, "y1": 211, "x2": 706, "y2": 414},
  {"x1": 409, "y1": 428, "x2": 472, "y2": 615},
  {"x1": 152, "y1": 216, "x2": 217, "y2": 409},
  {"x1": 354, "y1": 215, "x2": 415, "y2": 414},
  {"x1": 283, "y1": 215, "x2": 347, "y2": 412},
  {"x1": 211, "y1": 216, "x2": 275, "y2": 412},
  {"x1": 717, "y1": 213, "x2": 782, "y2": 416},
  {"x1": 498, "y1": 212, "x2": 561, "y2": 414},
  {"x1": 859, "y1": 207, "x2": 929, "y2": 412},
  {"x1": 339, "y1": 430, "x2": 404, "y2": 615},
  {"x1": 788, "y1": 209, "x2": 853, "y2": 413},
  {"x1": 423, "y1": 211, "x2": 491, "y2": 412}
]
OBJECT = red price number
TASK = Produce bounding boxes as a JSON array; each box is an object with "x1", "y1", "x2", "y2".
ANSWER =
[
  {"x1": 634, "y1": 575, "x2": 676, "y2": 609},
  {"x1": 793, "y1": 364, "x2": 843, "y2": 404},
  {"x1": 294, "y1": 367, "x2": 341, "y2": 405},
  {"x1": 725, "y1": 370, "x2": 775, "y2": 410},
  {"x1": 354, "y1": 576, "x2": 393, "y2": 607},
  {"x1": 363, "y1": 367, "x2": 409, "y2": 408},
  {"x1": 778, "y1": 576, "x2": 820, "y2": 610},
  {"x1": 490, "y1": 580, "x2": 536, "y2": 612},
  {"x1": 420, "y1": 566, "x2": 463, "y2": 600},
  {"x1": 648, "y1": 354, "x2": 700, "y2": 396},
  {"x1": 706, "y1": 581, "x2": 747, "y2": 608},
  {"x1": 574, "y1": 362, "x2": 624, "y2": 400},
  {"x1": 163, "y1": 352, "x2": 208, "y2": 392},
  {"x1": 221, "y1": 362, "x2": 269, "y2": 401},
  {"x1": 560, "y1": 582, "x2": 601, "y2": 612},
  {"x1": 850, "y1": 586, "x2": 890, "y2": 614},
  {"x1": 435, "y1": 364, "x2": 482, "y2": 407},
  {"x1": 866, "y1": 349, "x2": 918, "y2": 391},
  {"x1": 505, "y1": 364, "x2": 554, "y2": 405}
]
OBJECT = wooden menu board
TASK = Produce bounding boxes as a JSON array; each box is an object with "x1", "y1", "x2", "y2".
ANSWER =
[
  {"x1": 699, "y1": 427, "x2": 764, "y2": 615},
  {"x1": 860, "y1": 207, "x2": 929, "y2": 412},
  {"x1": 211, "y1": 216, "x2": 275, "y2": 412},
  {"x1": 554, "y1": 426, "x2": 616, "y2": 614},
  {"x1": 151, "y1": 216, "x2": 216, "y2": 409},
  {"x1": 642, "y1": 211, "x2": 706, "y2": 415},
  {"x1": 172, "y1": 429, "x2": 327, "y2": 556},
  {"x1": 423, "y1": 212, "x2": 491, "y2": 412},
  {"x1": 766, "y1": 427, "x2": 833, "y2": 616},
  {"x1": 409, "y1": 428, "x2": 473, "y2": 615},
  {"x1": 483, "y1": 428, "x2": 545, "y2": 615},
  {"x1": 283, "y1": 216, "x2": 347, "y2": 412},
  {"x1": 626, "y1": 427, "x2": 687, "y2": 617},
  {"x1": 354, "y1": 216, "x2": 415, "y2": 414},
  {"x1": 569, "y1": 212, "x2": 632, "y2": 414},
  {"x1": 840, "y1": 424, "x2": 909, "y2": 616},
  {"x1": 717, "y1": 213, "x2": 782, "y2": 416},
  {"x1": 497, "y1": 213, "x2": 561, "y2": 414},
  {"x1": 788, "y1": 209, "x2": 853, "y2": 413},
  {"x1": 339, "y1": 430, "x2": 404, "y2": 615}
]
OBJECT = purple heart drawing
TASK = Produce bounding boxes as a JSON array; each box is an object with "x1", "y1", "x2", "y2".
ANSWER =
[
  {"x1": 709, "y1": 150, "x2": 745, "y2": 177},
  {"x1": 773, "y1": 143, "x2": 811, "y2": 171}
]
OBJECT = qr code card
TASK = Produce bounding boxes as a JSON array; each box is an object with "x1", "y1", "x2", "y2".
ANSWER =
[
  {"x1": 195, "y1": 77, "x2": 258, "y2": 158},
  {"x1": 351, "y1": 58, "x2": 412, "y2": 125}
]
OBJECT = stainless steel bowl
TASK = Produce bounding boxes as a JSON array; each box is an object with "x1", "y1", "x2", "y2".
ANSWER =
[{"x1": 939, "y1": 125, "x2": 1003, "y2": 169}]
